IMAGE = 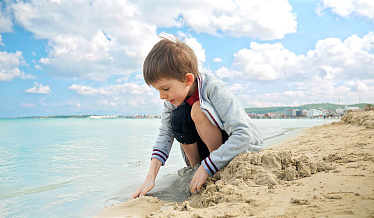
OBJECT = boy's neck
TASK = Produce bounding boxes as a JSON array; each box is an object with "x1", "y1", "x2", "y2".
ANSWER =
[{"x1": 187, "y1": 79, "x2": 197, "y2": 97}]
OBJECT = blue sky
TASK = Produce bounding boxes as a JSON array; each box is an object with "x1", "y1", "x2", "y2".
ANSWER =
[{"x1": 1, "y1": 0, "x2": 373, "y2": 118}]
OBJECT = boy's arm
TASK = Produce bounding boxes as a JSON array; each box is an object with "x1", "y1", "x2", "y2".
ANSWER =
[
  {"x1": 201, "y1": 82, "x2": 263, "y2": 176},
  {"x1": 130, "y1": 101, "x2": 175, "y2": 199},
  {"x1": 151, "y1": 101, "x2": 176, "y2": 165},
  {"x1": 129, "y1": 158, "x2": 162, "y2": 199}
]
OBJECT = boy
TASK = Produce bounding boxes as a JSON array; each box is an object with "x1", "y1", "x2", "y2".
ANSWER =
[{"x1": 130, "y1": 36, "x2": 263, "y2": 199}]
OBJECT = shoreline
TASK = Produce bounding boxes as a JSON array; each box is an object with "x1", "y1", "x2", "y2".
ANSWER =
[
  {"x1": 95, "y1": 111, "x2": 374, "y2": 217},
  {"x1": 263, "y1": 127, "x2": 304, "y2": 149}
]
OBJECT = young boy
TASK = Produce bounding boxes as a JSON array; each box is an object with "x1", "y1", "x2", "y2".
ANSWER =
[{"x1": 130, "y1": 36, "x2": 263, "y2": 199}]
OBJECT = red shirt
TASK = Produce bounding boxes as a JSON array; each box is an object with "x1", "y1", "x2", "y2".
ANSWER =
[{"x1": 185, "y1": 87, "x2": 199, "y2": 106}]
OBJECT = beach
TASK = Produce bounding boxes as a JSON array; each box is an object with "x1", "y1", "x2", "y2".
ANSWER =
[{"x1": 95, "y1": 111, "x2": 374, "y2": 218}]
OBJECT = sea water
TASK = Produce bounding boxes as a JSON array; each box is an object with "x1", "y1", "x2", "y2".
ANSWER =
[{"x1": 0, "y1": 118, "x2": 337, "y2": 218}]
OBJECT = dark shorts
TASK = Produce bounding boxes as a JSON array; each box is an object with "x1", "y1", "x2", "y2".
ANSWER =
[{"x1": 170, "y1": 104, "x2": 228, "y2": 166}]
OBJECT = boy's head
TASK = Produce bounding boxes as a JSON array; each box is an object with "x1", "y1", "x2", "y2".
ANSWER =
[{"x1": 143, "y1": 36, "x2": 199, "y2": 86}]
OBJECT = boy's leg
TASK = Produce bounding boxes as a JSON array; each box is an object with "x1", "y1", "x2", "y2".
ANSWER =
[
  {"x1": 180, "y1": 142, "x2": 200, "y2": 167},
  {"x1": 191, "y1": 101, "x2": 223, "y2": 152},
  {"x1": 171, "y1": 104, "x2": 202, "y2": 167}
]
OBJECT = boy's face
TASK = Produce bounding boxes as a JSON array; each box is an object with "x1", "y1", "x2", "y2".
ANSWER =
[{"x1": 151, "y1": 74, "x2": 195, "y2": 106}]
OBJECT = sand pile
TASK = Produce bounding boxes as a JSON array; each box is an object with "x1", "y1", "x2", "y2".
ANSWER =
[
  {"x1": 149, "y1": 149, "x2": 345, "y2": 218},
  {"x1": 184, "y1": 150, "x2": 336, "y2": 209},
  {"x1": 341, "y1": 111, "x2": 374, "y2": 128},
  {"x1": 96, "y1": 111, "x2": 374, "y2": 218}
]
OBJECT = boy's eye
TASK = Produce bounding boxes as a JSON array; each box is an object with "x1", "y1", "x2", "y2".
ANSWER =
[{"x1": 163, "y1": 88, "x2": 169, "y2": 91}]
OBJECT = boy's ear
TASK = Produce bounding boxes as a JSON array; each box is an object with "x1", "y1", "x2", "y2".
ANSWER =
[{"x1": 185, "y1": 73, "x2": 195, "y2": 86}]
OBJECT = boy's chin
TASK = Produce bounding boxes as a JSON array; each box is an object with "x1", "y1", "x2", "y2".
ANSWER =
[{"x1": 171, "y1": 101, "x2": 182, "y2": 106}]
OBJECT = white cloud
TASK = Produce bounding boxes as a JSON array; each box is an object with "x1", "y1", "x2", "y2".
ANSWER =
[
  {"x1": 69, "y1": 83, "x2": 152, "y2": 96},
  {"x1": 68, "y1": 82, "x2": 163, "y2": 113},
  {"x1": 115, "y1": 75, "x2": 130, "y2": 83},
  {"x1": 184, "y1": 37, "x2": 206, "y2": 69},
  {"x1": 219, "y1": 32, "x2": 374, "y2": 107},
  {"x1": 228, "y1": 32, "x2": 374, "y2": 83},
  {"x1": 0, "y1": 34, "x2": 3, "y2": 46},
  {"x1": 139, "y1": 0, "x2": 296, "y2": 39},
  {"x1": 306, "y1": 32, "x2": 374, "y2": 80},
  {"x1": 0, "y1": 51, "x2": 23, "y2": 68},
  {"x1": 214, "y1": 67, "x2": 242, "y2": 80},
  {"x1": 97, "y1": 100, "x2": 117, "y2": 107},
  {"x1": 134, "y1": 74, "x2": 144, "y2": 80},
  {"x1": 215, "y1": 67, "x2": 230, "y2": 79},
  {"x1": 0, "y1": 2, "x2": 13, "y2": 32},
  {"x1": 345, "y1": 79, "x2": 374, "y2": 92},
  {"x1": 213, "y1": 57, "x2": 222, "y2": 63},
  {"x1": 0, "y1": 51, "x2": 34, "y2": 81},
  {"x1": 22, "y1": 102, "x2": 35, "y2": 107},
  {"x1": 69, "y1": 84, "x2": 109, "y2": 95},
  {"x1": 228, "y1": 83, "x2": 244, "y2": 92},
  {"x1": 11, "y1": 0, "x2": 159, "y2": 81},
  {"x1": 7, "y1": 0, "x2": 296, "y2": 81},
  {"x1": 231, "y1": 42, "x2": 304, "y2": 81},
  {"x1": 238, "y1": 77, "x2": 374, "y2": 108},
  {"x1": 25, "y1": 82, "x2": 51, "y2": 94},
  {"x1": 318, "y1": 0, "x2": 374, "y2": 22}
]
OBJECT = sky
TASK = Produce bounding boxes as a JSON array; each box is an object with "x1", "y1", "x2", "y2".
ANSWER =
[{"x1": 0, "y1": 0, "x2": 373, "y2": 118}]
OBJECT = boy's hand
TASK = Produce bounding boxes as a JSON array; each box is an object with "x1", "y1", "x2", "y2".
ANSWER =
[
  {"x1": 129, "y1": 178, "x2": 155, "y2": 199},
  {"x1": 129, "y1": 158, "x2": 162, "y2": 200},
  {"x1": 190, "y1": 165, "x2": 208, "y2": 194}
]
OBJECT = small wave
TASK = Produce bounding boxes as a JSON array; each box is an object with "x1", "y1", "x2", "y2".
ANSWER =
[
  {"x1": 263, "y1": 128, "x2": 300, "y2": 141},
  {"x1": 0, "y1": 179, "x2": 80, "y2": 200}
]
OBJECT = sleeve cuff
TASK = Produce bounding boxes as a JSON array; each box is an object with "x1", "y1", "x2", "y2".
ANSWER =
[
  {"x1": 151, "y1": 149, "x2": 168, "y2": 166},
  {"x1": 201, "y1": 156, "x2": 219, "y2": 176}
]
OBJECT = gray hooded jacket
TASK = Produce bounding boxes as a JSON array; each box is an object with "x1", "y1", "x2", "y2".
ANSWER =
[{"x1": 151, "y1": 73, "x2": 263, "y2": 176}]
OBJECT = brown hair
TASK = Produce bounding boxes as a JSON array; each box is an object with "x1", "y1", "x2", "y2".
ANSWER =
[{"x1": 143, "y1": 35, "x2": 199, "y2": 85}]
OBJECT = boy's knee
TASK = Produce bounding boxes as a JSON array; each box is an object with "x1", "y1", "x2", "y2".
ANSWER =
[{"x1": 191, "y1": 101, "x2": 203, "y2": 122}]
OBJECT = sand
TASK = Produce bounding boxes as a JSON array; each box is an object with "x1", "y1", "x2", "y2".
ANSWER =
[{"x1": 95, "y1": 111, "x2": 374, "y2": 218}]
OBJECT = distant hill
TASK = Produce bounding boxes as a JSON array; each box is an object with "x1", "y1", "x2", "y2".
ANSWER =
[{"x1": 245, "y1": 103, "x2": 371, "y2": 114}]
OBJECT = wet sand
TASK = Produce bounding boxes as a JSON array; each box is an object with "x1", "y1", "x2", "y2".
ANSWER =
[{"x1": 95, "y1": 111, "x2": 374, "y2": 218}]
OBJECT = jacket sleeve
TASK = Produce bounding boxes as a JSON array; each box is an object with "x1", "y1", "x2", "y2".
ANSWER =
[
  {"x1": 201, "y1": 82, "x2": 263, "y2": 176},
  {"x1": 151, "y1": 101, "x2": 175, "y2": 165}
]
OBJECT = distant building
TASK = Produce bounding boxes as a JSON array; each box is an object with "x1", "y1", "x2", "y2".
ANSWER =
[
  {"x1": 307, "y1": 109, "x2": 323, "y2": 118},
  {"x1": 265, "y1": 112, "x2": 278, "y2": 118},
  {"x1": 285, "y1": 109, "x2": 305, "y2": 118},
  {"x1": 285, "y1": 109, "x2": 294, "y2": 118},
  {"x1": 302, "y1": 109, "x2": 308, "y2": 117},
  {"x1": 336, "y1": 108, "x2": 344, "y2": 115}
]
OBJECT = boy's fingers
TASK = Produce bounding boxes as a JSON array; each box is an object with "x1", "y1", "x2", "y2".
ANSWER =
[
  {"x1": 193, "y1": 182, "x2": 202, "y2": 193},
  {"x1": 197, "y1": 181, "x2": 202, "y2": 191},
  {"x1": 140, "y1": 187, "x2": 148, "y2": 196},
  {"x1": 139, "y1": 181, "x2": 154, "y2": 197},
  {"x1": 130, "y1": 184, "x2": 147, "y2": 199},
  {"x1": 139, "y1": 189, "x2": 148, "y2": 197},
  {"x1": 190, "y1": 179, "x2": 197, "y2": 193},
  {"x1": 129, "y1": 180, "x2": 155, "y2": 199},
  {"x1": 129, "y1": 193, "x2": 137, "y2": 199},
  {"x1": 129, "y1": 189, "x2": 141, "y2": 199}
]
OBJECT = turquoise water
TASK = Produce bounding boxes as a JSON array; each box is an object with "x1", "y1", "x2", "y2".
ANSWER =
[{"x1": 0, "y1": 118, "x2": 337, "y2": 217}]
